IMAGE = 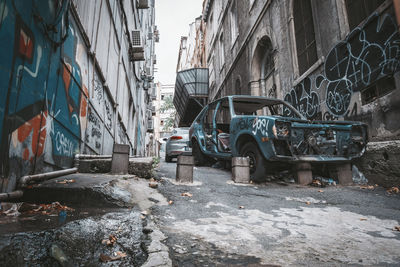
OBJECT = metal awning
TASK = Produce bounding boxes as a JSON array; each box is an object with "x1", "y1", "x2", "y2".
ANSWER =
[{"x1": 173, "y1": 68, "x2": 208, "y2": 127}]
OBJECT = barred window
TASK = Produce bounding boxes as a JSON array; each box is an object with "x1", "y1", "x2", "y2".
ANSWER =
[{"x1": 293, "y1": 0, "x2": 317, "y2": 75}]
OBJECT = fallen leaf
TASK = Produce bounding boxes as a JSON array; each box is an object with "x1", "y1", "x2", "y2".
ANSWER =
[
  {"x1": 318, "y1": 190, "x2": 324, "y2": 193},
  {"x1": 305, "y1": 201, "x2": 311, "y2": 205},
  {"x1": 360, "y1": 185, "x2": 374, "y2": 190},
  {"x1": 387, "y1": 187, "x2": 399, "y2": 194},
  {"x1": 99, "y1": 251, "x2": 127, "y2": 262},
  {"x1": 239, "y1": 206, "x2": 244, "y2": 209},
  {"x1": 140, "y1": 215, "x2": 146, "y2": 220},
  {"x1": 181, "y1": 192, "x2": 193, "y2": 197},
  {"x1": 360, "y1": 218, "x2": 367, "y2": 221},
  {"x1": 393, "y1": 226, "x2": 400, "y2": 232},
  {"x1": 168, "y1": 200, "x2": 174, "y2": 205},
  {"x1": 56, "y1": 179, "x2": 75, "y2": 184},
  {"x1": 149, "y1": 182, "x2": 158, "y2": 189}
]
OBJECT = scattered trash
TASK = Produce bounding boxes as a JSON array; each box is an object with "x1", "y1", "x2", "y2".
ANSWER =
[
  {"x1": 168, "y1": 200, "x2": 174, "y2": 205},
  {"x1": 56, "y1": 179, "x2": 76, "y2": 184},
  {"x1": 50, "y1": 244, "x2": 70, "y2": 266},
  {"x1": 149, "y1": 182, "x2": 158, "y2": 188},
  {"x1": 181, "y1": 192, "x2": 193, "y2": 197},
  {"x1": 99, "y1": 251, "x2": 127, "y2": 262},
  {"x1": 360, "y1": 185, "x2": 375, "y2": 190},
  {"x1": 58, "y1": 210, "x2": 67, "y2": 224},
  {"x1": 352, "y1": 165, "x2": 368, "y2": 184},
  {"x1": 0, "y1": 203, "x2": 21, "y2": 216},
  {"x1": 387, "y1": 187, "x2": 399, "y2": 194},
  {"x1": 360, "y1": 218, "x2": 367, "y2": 221},
  {"x1": 311, "y1": 177, "x2": 336, "y2": 187},
  {"x1": 102, "y1": 234, "x2": 117, "y2": 246},
  {"x1": 393, "y1": 226, "x2": 400, "y2": 232},
  {"x1": 239, "y1": 206, "x2": 244, "y2": 209},
  {"x1": 141, "y1": 210, "x2": 149, "y2": 216}
]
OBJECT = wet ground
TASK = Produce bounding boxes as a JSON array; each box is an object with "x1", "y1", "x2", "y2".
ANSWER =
[{"x1": 0, "y1": 173, "x2": 169, "y2": 266}]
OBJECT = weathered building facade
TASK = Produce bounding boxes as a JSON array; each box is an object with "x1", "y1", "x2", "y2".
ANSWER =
[
  {"x1": 0, "y1": 0, "x2": 157, "y2": 192},
  {"x1": 203, "y1": 0, "x2": 400, "y2": 141}
]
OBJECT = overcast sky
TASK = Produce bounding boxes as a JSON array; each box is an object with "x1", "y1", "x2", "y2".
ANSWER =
[{"x1": 154, "y1": 0, "x2": 204, "y2": 85}]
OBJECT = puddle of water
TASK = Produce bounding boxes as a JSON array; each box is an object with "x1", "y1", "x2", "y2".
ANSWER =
[{"x1": 0, "y1": 206, "x2": 129, "y2": 235}]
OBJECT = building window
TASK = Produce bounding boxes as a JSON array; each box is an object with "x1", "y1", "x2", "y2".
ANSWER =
[
  {"x1": 219, "y1": 33, "x2": 225, "y2": 69},
  {"x1": 230, "y1": 1, "x2": 238, "y2": 45},
  {"x1": 293, "y1": 0, "x2": 318, "y2": 75},
  {"x1": 345, "y1": 0, "x2": 383, "y2": 30},
  {"x1": 161, "y1": 94, "x2": 165, "y2": 100},
  {"x1": 361, "y1": 76, "x2": 396, "y2": 105}
]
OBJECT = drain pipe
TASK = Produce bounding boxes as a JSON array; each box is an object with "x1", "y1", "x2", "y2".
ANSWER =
[
  {"x1": 0, "y1": 190, "x2": 24, "y2": 201},
  {"x1": 19, "y1": 167, "x2": 78, "y2": 188}
]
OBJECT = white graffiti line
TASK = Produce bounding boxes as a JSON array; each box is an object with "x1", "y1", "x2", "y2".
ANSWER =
[
  {"x1": 41, "y1": 93, "x2": 60, "y2": 135},
  {"x1": 252, "y1": 118, "x2": 269, "y2": 137},
  {"x1": 72, "y1": 114, "x2": 79, "y2": 125},
  {"x1": 55, "y1": 131, "x2": 75, "y2": 157},
  {"x1": 15, "y1": 45, "x2": 42, "y2": 87}
]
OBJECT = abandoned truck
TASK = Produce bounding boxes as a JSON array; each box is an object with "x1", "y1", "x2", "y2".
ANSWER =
[{"x1": 188, "y1": 95, "x2": 368, "y2": 181}]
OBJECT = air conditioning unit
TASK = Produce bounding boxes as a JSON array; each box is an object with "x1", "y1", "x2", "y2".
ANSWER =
[
  {"x1": 131, "y1": 30, "x2": 144, "y2": 52},
  {"x1": 137, "y1": 0, "x2": 149, "y2": 9},
  {"x1": 129, "y1": 30, "x2": 144, "y2": 61}
]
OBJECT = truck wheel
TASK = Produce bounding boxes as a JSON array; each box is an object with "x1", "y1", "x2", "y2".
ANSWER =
[
  {"x1": 240, "y1": 142, "x2": 267, "y2": 182},
  {"x1": 192, "y1": 140, "x2": 206, "y2": 166}
]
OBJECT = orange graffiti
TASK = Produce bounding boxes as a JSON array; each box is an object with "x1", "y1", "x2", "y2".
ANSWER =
[
  {"x1": 17, "y1": 112, "x2": 47, "y2": 162},
  {"x1": 80, "y1": 85, "x2": 88, "y2": 117}
]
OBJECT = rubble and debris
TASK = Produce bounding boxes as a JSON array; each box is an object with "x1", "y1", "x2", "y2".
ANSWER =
[
  {"x1": 102, "y1": 234, "x2": 117, "y2": 246},
  {"x1": 1, "y1": 202, "x2": 74, "y2": 217},
  {"x1": 50, "y1": 244, "x2": 70, "y2": 266},
  {"x1": 181, "y1": 192, "x2": 193, "y2": 197},
  {"x1": 149, "y1": 182, "x2": 158, "y2": 188},
  {"x1": 360, "y1": 218, "x2": 367, "y2": 221},
  {"x1": 168, "y1": 200, "x2": 174, "y2": 205},
  {"x1": 393, "y1": 226, "x2": 400, "y2": 232},
  {"x1": 99, "y1": 251, "x2": 127, "y2": 262},
  {"x1": 352, "y1": 165, "x2": 368, "y2": 184},
  {"x1": 387, "y1": 187, "x2": 399, "y2": 194},
  {"x1": 311, "y1": 177, "x2": 336, "y2": 187},
  {"x1": 141, "y1": 210, "x2": 149, "y2": 216},
  {"x1": 56, "y1": 179, "x2": 76, "y2": 184},
  {"x1": 360, "y1": 185, "x2": 375, "y2": 190},
  {"x1": 318, "y1": 190, "x2": 324, "y2": 193},
  {"x1": 239, "y1": 206, "x2": 245, "y2": 209}
]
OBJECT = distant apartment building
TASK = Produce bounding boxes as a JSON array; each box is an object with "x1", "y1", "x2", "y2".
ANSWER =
[
  {"x1": 0, "y1": 0, "x2": 157, "y2": 192},
  {"x1": 203, "y1": 0, "x2": 400, "y2": 141}
]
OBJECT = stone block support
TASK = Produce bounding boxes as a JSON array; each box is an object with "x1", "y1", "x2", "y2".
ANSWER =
[
  {"x1": 176, "y1": 155, "x2": 194, "y2": 183},
  {"x1": 330, "y1": 163, "x2": 353, "y2": 185},
  {"x1": 232, "y1": 157, "x2": 250, "y2": 183},
  {"x1": 294, "y1": 162, "x2": 313, "y2": 185},
  {"x1": 111, "y1": 144, "x2": 130, "y2": 174}
]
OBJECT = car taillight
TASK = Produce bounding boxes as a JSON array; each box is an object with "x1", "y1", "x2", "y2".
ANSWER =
[{"x1": 170, "y1": 136, "x2": 183, "y2": 140}]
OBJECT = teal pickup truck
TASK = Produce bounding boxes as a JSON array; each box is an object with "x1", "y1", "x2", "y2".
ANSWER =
[{"x1": 189, "y1": 95, "x2": 368, "y2": 181}]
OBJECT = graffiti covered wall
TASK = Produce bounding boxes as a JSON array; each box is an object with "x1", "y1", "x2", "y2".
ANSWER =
[
  {"x1": 0, "y1": 0, "x2": 155, "y2": 192},
  {"x1": 284, "y1": 10, "x2": 400, "y2": 136}
]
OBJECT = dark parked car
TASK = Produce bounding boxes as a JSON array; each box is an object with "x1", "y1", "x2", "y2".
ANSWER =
[
  {"x1": 165, "y1": 127, "x2": 191, "y2": 162},
  {"x1": 189, "y1": 96, "x2": 368, "y2": 181}
]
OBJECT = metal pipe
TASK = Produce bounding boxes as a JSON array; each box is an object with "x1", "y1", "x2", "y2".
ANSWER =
[
  {"x1": 74, "y1": 154, "x2": 112, "y2": 160},
  {"x1": 19, "y1": 168, "x2": 78, "y2": 188},
  {"x1": 0, "y1": 190, "x2": 23, "y2": 201}
]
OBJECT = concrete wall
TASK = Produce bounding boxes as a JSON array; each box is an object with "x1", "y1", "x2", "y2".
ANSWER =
[
  {"x1": 0, "y1": 0, "x2": 156, "y2": 192},
  {"x1": 203, "y1": 0, "x2": 400, "y2": 141}
]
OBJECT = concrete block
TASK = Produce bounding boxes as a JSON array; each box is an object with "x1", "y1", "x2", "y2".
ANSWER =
[
  {"x1": 111, "y1": 144, "x2": 130, "y2": 174},
  {"x1": 128, "y1": 157, "x2": 154, "y2": 179},
  {"x1": 330, "y1": 163, "x2": 353, "y2": 185},
  {"x1": 294, "y1": 163, "x2": 313, "y2": 185},
  {"x1": 232, "y1": 157, "x2": 250, "y2": 183},
  {"x1": 176, "y1": 155, "x2": 194, "y2": 183}
]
